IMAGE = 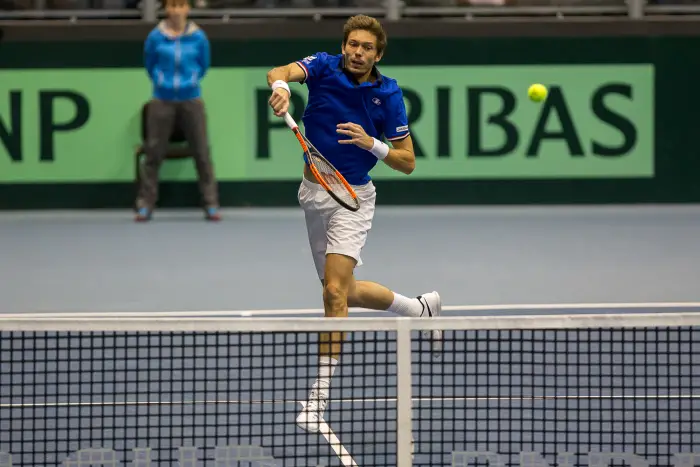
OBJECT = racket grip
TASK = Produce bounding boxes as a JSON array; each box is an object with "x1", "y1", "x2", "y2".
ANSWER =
[{"x1": 283, "y1": 112, "x2": 297, "y2": 130}]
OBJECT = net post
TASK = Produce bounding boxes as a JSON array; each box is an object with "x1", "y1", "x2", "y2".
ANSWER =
[{"x1": 395, "y1": 317, "x2": 413, "y2": 467}]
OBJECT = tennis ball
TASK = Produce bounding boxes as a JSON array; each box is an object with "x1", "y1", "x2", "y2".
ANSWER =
[{"x1": 528, "y1": 83, "x2": 548, "y2": 102}]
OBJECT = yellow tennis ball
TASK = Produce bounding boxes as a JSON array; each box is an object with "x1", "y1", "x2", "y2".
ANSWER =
[{"x1": 528, "y1": 84, "x2": 548, "y2": 102}]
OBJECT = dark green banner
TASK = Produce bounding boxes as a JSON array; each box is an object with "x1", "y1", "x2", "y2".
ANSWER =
[{"x1": 1, "y1": 20, "x2": 699, "y2": 208}]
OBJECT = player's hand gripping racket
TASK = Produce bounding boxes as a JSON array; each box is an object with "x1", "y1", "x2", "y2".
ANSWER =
[{"x1": 283, "y1": 112, "x2": 360, "y2": 212}]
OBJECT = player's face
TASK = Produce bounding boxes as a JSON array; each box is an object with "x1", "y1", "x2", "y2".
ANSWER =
[{"x1": 342, "y1": 29, "x2": 382, "y2": 77}]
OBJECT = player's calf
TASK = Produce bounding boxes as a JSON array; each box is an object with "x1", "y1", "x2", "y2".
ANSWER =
[{"x1": 320, "y1": 280, "x2": 350, "y2": 359}]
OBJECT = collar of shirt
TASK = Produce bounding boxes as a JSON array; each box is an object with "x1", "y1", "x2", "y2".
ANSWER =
[{"x1": 336, "y1": 59, "x2": 384, "y2": 88}]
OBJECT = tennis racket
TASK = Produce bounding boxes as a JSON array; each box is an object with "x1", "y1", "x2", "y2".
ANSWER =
[{"x1": 283, "y1": 112, "x2": 360, "y2": 212}]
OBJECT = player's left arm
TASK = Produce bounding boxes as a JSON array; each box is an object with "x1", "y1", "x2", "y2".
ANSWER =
[
  {"x1": 336, "y1": 124, "x2": 415, "y2": 175},
  {"x1": 381, "y1": 134, "x2": 415, "y2": 175},
  {"x1": 336, "y1": 87, "x2": 415, "y2": 174},
  {"x1": 378, "y1": 87, "x2": 415, "y2": 174}
]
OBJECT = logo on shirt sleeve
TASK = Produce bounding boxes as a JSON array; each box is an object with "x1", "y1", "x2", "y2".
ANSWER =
[
  {"x1": 396, "y1": 125, "x2": 409, "y2": 133},
  {"x1": 302, "y1": 55, "x2": 317, "y2": 64}
]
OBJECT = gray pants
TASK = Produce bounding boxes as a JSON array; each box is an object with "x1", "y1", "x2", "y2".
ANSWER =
[{"x1": 136, "y1": 98, "x2": 219, "y2": 210}]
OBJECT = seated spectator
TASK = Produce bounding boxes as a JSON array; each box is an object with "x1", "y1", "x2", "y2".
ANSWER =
[{"x1": 136, "y1": 0, "x2": 221, "y2": 222}]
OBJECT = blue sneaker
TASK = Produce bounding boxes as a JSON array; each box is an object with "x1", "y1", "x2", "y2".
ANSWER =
[
  {"x1": 135, "y1": 207, "x2": 152, "y2": 222},
  {"x1": 205, "y1": 207, "x2": 221, "y2": 221}
]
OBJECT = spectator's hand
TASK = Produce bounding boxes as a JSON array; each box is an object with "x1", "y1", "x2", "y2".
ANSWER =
[{"x1": 269, "y1": 88, "x2": 290, "y2": 117}]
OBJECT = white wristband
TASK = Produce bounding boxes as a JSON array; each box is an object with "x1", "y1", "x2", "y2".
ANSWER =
[
  {"x1": 369, "y1": 137, "x2": 389, "y2": 160},
  {"x1": 271, "y1": 79, "x2": 290, "y2": 95}
]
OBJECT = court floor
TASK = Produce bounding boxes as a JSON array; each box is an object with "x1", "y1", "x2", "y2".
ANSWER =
[
  {"x1": 2, "y1": 204, "x2": 700, "y2": 314},
  {"x1": 1, "y1": 205, "x2": 699, "y2": 466}
]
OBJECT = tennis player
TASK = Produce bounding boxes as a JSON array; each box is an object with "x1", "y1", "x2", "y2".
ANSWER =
[{"x1": 266, "y1": 15, "x2": 442, "y2": 433}]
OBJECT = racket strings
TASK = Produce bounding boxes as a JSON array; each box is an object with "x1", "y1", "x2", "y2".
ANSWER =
[{"x1": 309, "y1": 150, "x2": 357, "y2": 207}]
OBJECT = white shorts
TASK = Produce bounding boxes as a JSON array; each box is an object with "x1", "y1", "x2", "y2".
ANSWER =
[{"x1": 297, "y1": 176, "x2": 377, "y2": 281}]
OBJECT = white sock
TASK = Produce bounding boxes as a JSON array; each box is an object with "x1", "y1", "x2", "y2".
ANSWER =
[
  {"x1": 312, "y1": 355, "x2": 338, "y2": 392},
  {"x1": 387, "y1": 292, "x2": 424, "y2": 317}
]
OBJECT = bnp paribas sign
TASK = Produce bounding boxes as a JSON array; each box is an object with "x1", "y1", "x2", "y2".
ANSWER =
[{"x1": 0, "y1": 448, "x2": 698, "y2": 467}]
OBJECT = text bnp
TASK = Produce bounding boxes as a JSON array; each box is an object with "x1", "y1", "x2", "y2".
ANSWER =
[{"x1": 0, "y1": 90, "x2": 90, "y2": 162}]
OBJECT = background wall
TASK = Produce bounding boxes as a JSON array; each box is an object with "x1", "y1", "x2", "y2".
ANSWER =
[{"x1": 0, "y1": 20, "x2": 698, "y2": 209}]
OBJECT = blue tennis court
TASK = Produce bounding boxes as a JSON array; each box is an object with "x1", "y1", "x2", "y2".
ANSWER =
[{"x1": 1, "y1": 206, "x2": 699, "y2": 466}]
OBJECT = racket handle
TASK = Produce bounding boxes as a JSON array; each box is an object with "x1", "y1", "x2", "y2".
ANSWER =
[{"x1": 283, "y1": 112, "x2": 297, "y2": 130}]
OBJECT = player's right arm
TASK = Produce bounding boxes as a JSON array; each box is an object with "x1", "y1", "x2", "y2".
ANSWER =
[
  {"x1": 267, "y1": 62, "x2": 306, "y2": 87},
  {"x1": 267, "y1": 62, "x2": 306, "y2": 117},
  {"x1": 267, "y1": 53, "x2": 329, "y2": 117}
]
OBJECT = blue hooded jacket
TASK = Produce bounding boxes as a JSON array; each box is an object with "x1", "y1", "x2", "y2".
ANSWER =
[{"x1": 144, "y1": 21, "x2": 210, "y2": 102}]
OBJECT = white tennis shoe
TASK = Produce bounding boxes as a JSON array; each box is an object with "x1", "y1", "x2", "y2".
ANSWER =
[
  {"x1": 417, "y1": 291, "x2": 443, "y2": 353},
  {"x1": 296, "y1": 385, "x2": 329, "y2": 432}
]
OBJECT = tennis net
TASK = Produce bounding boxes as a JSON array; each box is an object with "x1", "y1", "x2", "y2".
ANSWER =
[{"x1": 0, "y1": 312, "x2": 699, "y2": 467}]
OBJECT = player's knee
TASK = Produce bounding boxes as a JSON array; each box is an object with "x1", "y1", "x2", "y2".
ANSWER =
[
  {"x1": 323, "y1": 281, "x2": 346, "y2": 302},
  {"x1": 323, "y1": 282, "x2": 347, "y2": 312}
]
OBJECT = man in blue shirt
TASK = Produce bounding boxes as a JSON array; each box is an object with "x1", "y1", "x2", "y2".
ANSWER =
[
  {"x1": 136, "y1": 0, "x2": 220, "y2": 222},
  {"x1": 266, "y1": 14, "x2": 443, "y2": 434}
]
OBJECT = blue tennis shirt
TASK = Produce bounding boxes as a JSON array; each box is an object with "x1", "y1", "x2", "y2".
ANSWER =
[{"x1": 295, "y1": 52, "x2": 410, "y2": 186}]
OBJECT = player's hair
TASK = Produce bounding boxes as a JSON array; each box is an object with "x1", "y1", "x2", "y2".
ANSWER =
[{"x1": 343, "y1": 15, "x2": 387, "y2": 56}]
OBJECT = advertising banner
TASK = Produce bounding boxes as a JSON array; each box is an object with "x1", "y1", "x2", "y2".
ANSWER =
[{"x1": 0, "y1": 65, "x2": 654, "y2": 183}]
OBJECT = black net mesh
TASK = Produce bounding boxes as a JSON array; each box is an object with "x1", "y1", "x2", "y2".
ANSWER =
[{"x1": 0, "y1": 320, "x2": 698, "y2": 466}]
